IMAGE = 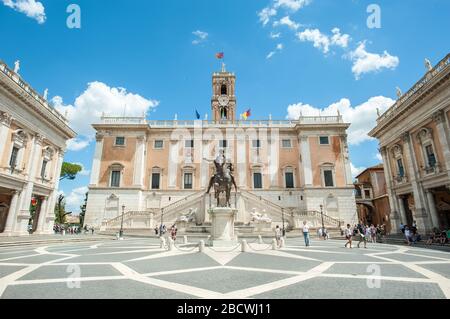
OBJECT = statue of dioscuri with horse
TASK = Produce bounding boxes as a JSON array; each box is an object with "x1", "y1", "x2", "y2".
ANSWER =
[{"x1": 204, "y1": 150, "x2": 237, "y2": 207}]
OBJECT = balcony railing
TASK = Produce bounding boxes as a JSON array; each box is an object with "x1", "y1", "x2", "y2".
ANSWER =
[
  {"x1": 99, "y1": 115, "x2": 344, "y2": 127},
  {"x1": 377, "y1": 54, "x2": 450, "y2": 125},
  {"x1": 393, "y1": 175, "x2": 408, "y2": 185},
  {"x1": 422, "y1": 162, "x2": 441, "y2": 176},
  {"x1": 0, "y1": 61, "x2": 69, "y2": 125}
]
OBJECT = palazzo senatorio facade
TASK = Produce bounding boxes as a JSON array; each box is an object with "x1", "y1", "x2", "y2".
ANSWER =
[
  {"x1": 0, "y1": 61, "x2": 76, "y2": 236},
  {"x1": 85, "y1": 66, "x2": 357, "y2": 232},
  {"x1": 370, "y1": 54, "x2": 450, "y2": 234}
]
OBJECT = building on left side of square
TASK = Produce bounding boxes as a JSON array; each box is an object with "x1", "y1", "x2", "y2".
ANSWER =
[{"x1": 0, "y1": 61, "x2": 76, "y2": 236}]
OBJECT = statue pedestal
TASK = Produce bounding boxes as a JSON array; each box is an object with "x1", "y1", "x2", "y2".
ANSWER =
[
  {"x1": 208, "y1": 207, "x2": 238, "y2": 247},
  {"x1": 253, "y1": 222, "x2": 272, "y2": 233}
]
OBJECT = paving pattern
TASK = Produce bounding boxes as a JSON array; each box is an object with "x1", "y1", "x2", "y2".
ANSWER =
[{"x1": 0, "y1": 236, "x2": 449, "y2": 299}]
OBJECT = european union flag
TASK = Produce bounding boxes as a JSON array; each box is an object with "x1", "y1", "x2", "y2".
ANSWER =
[{"x1": 195, "y1": 110, "x2": 200, "y2": 119}]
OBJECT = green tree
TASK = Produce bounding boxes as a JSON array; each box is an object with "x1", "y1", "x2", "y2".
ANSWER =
[
  {"x1": 54, "y1": 194, "x2": 71, "y2": 224},
  {"x1": 60, "y1": 162, "x2": 82, "y2": 181}
]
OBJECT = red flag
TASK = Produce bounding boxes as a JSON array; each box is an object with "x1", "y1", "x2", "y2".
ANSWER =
[{"x1": 216, "y1": 52, "x2": 224, "y2": 59}]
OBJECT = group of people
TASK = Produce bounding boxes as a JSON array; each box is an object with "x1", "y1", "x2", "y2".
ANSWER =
[
  {"x1": 52, "y1": 224, "x2": 94, "y2": 235},
  {"x1": 426, "y1": 227, "x2": 450, "y2": 246},
  {"x1": 343, "y1": 223, "x2": 386, "y2": 248},
  {"x1": 400, "y1": 221, "x2": 423, "y2": 245},
  {"x1": 155, "y1": 224, "x2": 178, "y2": 241}
]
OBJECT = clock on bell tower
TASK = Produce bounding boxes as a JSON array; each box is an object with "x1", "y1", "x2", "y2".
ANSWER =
[{"x1": 211, "y1": 63, "x2": 236, "y2": 123}]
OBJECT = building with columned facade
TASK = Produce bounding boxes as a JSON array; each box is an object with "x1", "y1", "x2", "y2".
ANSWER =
[
  {"x1": 84, "y1": 65, "x2": 357, "y2": 232},
  {"x1": 369, "y1": 54, "x2": 450, "y2": 233},
  {"x1": 0, "y1": 61, "x2": 76, "y2": 236}
]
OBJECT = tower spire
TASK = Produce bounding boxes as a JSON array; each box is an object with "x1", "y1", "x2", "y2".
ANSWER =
[{"x1": 222, "y1": 62, "x2": 226, "y2": 72}]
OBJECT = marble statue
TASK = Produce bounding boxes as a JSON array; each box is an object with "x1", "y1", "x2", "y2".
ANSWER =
[
  {"x1": 396, "y1": 87, "x2": 402, "y2": 99},
  {"x1": 250, "y1": 208, "x2": 272, "y2": 224},
  {"x1": 177, "y1": 208, "x2": 197, "y2": 223},
  {"x1": 425, "y1": 58, "x2": 433, "y2": 71},
  {"x1": 14, "y1": 60, "x2": 20, "y2": 74},
  {"x1": 43, "y1": 88, "x2": 48, "y2": 100}
]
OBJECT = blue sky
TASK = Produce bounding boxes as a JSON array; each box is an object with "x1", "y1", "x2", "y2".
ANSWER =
[{"x1": 1, "y1": 0, "x2": 449, "y2": 212}]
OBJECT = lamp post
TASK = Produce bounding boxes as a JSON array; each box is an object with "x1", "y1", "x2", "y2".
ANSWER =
[
  {"x1": 281, "y1": 208, "x2": 286, "y2": 237},
  {"x1": 320, "y1": 204, "x2": 325, "y2": 240},
  {"x1": 119, "y1": 204, "x2": 125, "y2": 239},
  {"x1": 160, "y1": 208, "x2": 164, "y2": 236}
]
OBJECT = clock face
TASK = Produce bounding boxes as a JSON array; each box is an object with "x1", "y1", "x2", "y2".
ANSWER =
[{"x1": 218, "y1": 95, "x2": 229, "y2": 106}]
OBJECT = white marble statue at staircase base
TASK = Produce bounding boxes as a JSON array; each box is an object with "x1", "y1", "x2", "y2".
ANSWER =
[{"x1": 207, "y1": 207, "x2": 238, "y2": 247}]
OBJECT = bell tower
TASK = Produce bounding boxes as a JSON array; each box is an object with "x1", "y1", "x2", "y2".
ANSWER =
[{"x1": 211, "y1": 63, "x2": 236, "y2": 123}]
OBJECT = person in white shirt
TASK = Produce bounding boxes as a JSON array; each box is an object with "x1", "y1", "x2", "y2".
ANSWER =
[
  {"x1": 275, "y1": 225, "x2": 282, "y2": 247},
  {"x1": 302, "y1": 221, "x2": 310, "y2": 247},
  {"x1": 344, "y1": 224, "x2": 353, "y2": 248}
]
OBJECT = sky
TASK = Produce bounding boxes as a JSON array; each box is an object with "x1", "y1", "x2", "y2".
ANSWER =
[{"x1": 1, "y1": 0, "x2": 449, "y2": 213}]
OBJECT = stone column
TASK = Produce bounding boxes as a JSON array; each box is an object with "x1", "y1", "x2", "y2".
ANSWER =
[
  {"x1": 201, "y1": 139, "x2": 209, "y2": 189},
  {"x1": 3, "y1": 190, "x2": 20, "y2": 234},
  {"x1": 425, "y1": 190, "x2": 440, "y2": 229},
  {"x1": 236, "y1": 132, "x2": 247, "y2": 188},
  {"x1": 340, "y1": 134, "x2": 353, "y2": 185},
  {"x1": 16, "y1": 134, "x2": 45, "y2": 235},
  {"x1": 402, "y1": 132, "x2": 430, "y2": 231},
  {"x1": 380, "y1": 147, "x2": 400, "y2": 230},
  {"x1": 433, "y1": 110, "x2": 450, "y2": 179},
  {"x1": 397, "y1": 196, "x2": 407, "y2": 225},
  {"x1": 268, "y1": 129, "x2": 279, "y2": 188},
  {"x1": 37, "y1": 150, "x2": 64, "y2": 234},
  {"x1": 35, "y1": 196, "x2": 48, "y2": 234},
  {"x1": 89, "y1": 132, "x2": 104, "y2": 186},
  {"x1": 299, "y1": 135, "x2": 312, "y2": 186},
  {"x1": 0, "y1": 111, "x2": 13, "y2": 160},
  {"x1": 167, "y1": 139, "x2": 179, "y2": 188},
  {"x1": 133, "y1": 135, "x2": 146, "y2": 187}
]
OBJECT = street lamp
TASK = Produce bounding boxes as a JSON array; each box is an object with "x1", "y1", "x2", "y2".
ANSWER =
[
  {"x1": 160, "y1": 208, "x2": 164, "y2": 236},
  {"x1": 119, "y1": 204, "x2": 125, "y2": 239},
  {"x1": 281, "y1": 208, "x2": 286, "y2": 237},
  {"x1": 320, "y1": 204, "x2": 325, "y2": 240}
]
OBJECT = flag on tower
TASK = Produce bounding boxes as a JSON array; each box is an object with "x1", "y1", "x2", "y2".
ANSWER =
[
  {"x1": 240, "y1": 109, "x2": 251, "y2": 120},
  {"x1": 195, "y1": 109, "x2": 200, "y2": 119},
  {"x1": 216, "y1": 52, "x2": 224, "y2": 59}
]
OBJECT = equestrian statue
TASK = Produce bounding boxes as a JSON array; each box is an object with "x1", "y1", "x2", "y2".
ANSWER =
[{"x1": 204, "y1": 150, "x2": 237, "y2": 207}]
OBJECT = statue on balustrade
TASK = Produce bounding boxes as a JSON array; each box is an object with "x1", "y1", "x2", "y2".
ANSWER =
[
  {"x1": 250, "y1": 208, "x2": 272, "y2": 224},
  {"x1": 177, "y1": 208, "x2": 197, "y2": 223}
]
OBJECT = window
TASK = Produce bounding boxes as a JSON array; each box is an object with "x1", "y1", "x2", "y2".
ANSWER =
[
  {"x1": 9, "y1": 146, "x2": 19, "y2": 168},
  {"x1": 40, "y1": 160, "x2": 48, "y2": 179},
  {"x1": 324, "y1": 170, "x2": 334, "y2": 187},
  {"x1": 115, "y1": 137, "x2": 125, "y2": 146},
  {"x1": 282, "y1": 139, "x2": 292, "y2": 148},
  {"x1": 397, "y1": 159, "x2": 405, "y2": 177},
  {"x1": 364, "y1": 190, "x2": 371, "y2": 198},
  {"x1": 253, "y1": 172, "x2": 262, "y2": 189},
  {"x1": 252, "y1": 140, "x2": 261, "y2": 148},
  {"x1": 221, "y1": 84, "x2": 227, "y2": 95},
  {"x1": 110, "y1": 170, "x2": 121, "y2": 187},
  {"x1": 285, "y1": 172, "x2": 294, "y2": 188},
  {"x1": 219, "y1": 140, "x2": 228, "y2": 148},
  {"x1": 154, "y1": 140, "x2": 164, "y2": 149},
  {"x1": 425, "y1": 145, "x2": 436, "y2": 167},
  {"x1": 151, "y1": 173, "x2": 160, "y2": 189},
  {"x1": 184, "y1": 173, "x2": 193, "y2": 189},
  {"x1": 319, "y1": 136, "x2": 330, "y2": 145},
  {"x1": 185, "y1": 140, "x2": 194, "y2": 148}
]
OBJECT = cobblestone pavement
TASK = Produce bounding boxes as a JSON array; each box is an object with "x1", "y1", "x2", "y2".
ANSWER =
[{"x1": 0, "y1": 236, "x2": 449, "y2": 299}]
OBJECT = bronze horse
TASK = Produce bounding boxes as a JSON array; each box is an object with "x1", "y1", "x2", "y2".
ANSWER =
[{"x1": 207, "y1": 163, "x2": 237, "y2": 207}]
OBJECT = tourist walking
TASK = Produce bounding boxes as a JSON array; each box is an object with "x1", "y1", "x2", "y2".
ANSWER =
[
  {"x1": 357, "y1": 224, "x2": 367, "y2": 248},
  {"x1": 302, "y1": 221, "x2": 310, "y2": 247},
  {"x1": 344, "y1": 224, "x2": 353, "y2": 248},
  {"x1": 370, "y1": 224, "x2": 376, "y2": 243}
]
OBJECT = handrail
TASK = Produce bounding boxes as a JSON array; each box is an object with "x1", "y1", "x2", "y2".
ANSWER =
[
  {"x1": 239, "y1": 190, "x2": 284, "y2": 214},
  {"x1": 154, "y1": 192, "x2": 205, "y2": 221}
]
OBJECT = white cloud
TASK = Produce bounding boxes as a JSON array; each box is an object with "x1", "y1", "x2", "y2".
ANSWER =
[
  {"x1": 273, "y1": 16, "x2": 300, "y2": 30},
  {"x1": 331, "y1": 28, "x2": 350, "y2": 48},
  {"x1": 286, "y1": 96, "x2": 395, "y2": 145},
  {"x1": 2, "y1": 0, "x2": 46, "y2": 24},
  {"x1": 53, "y1": 82, "x2": 158, "y2": 151},
  {"x1": 375, "y1": 153, "x2": 382, "y2": 162},
  {"x1": 258, "y1": 7, "x2": 277, "y2": 26},
  {"x1": 192, "y1": 30, "x2": 208, "y2": 45},
  {"x1": 65, "y1": 186, "x2": 88, "y2": 213},
  {"x1": 274, "y1": 0, "x2": 312, "y2": 12},
  {"x1": 266, "y1": 43, "x2": 284, "y2": 59},
  {"x1": 349, "y1": 42, "x2": 399, "y2": 79},
  {"x1": 297, "y1": 27, "x2": 350, "y2": 54},
  {"x1": 270, "y1": 32, "x2": 281, "y2": 39},
  {"x1": 351, "y1": 163, "x2": 366, "y2": 178},
  {"x1": 74, "y1": 163, "x2": 91, "y2": 176}
]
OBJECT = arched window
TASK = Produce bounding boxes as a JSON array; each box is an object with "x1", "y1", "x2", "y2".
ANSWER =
[{"x1": 221, "y1": 84, "x2": 227, "y2": 95}]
